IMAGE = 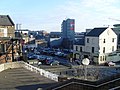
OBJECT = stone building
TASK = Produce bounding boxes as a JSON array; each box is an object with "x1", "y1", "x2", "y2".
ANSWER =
[{"x1": 0, "y1": 15, "x2": 20, "y2": 63}]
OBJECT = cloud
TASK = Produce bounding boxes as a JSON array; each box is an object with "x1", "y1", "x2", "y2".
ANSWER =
[
  {"x1": 48, "y1": 0, "x2": 120, "y2": 32},
  {"x1": 15, "y1": 0, "x2": 120, "y2": 32}
]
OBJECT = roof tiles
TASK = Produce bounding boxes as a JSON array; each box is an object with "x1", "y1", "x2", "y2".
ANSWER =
[
  {"x1": 86, "y1": 27, "x2": 108, "y2": 37},
  {"x1": 0, "y1": 15, "x2": 14, "y2": 26}
]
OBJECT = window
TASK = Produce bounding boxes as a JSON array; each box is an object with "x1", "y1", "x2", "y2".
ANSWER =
[
  {"x1": 103, "y1": 56, "x2": 106, "y2": 61},
  {"x1": 103, "y1": 47, "x2": 105, "y2": 53},
  {"x1": 87, "y1": 38, "x2": 89, "y2": 43},
  {"x1": 100, "y1": 56, "x2": 102, "y2": 61},
  {"x1": 112, "y1": 46, "x2": 114, "y2": 51},
  {"x1": 80, "y1": 47, "x2": 82, "y2": 52},
  {"x1": 103, "y1": 56, "x2": 105, "y2": 61},
  {"x1": 92, "y1": 47, "x2": 94, "y2": 53},
  {"x1": 105, "y1": 56, "x2": 106, "y2": 61},
  {"x1": 76, "y1": 46, "x2": 78, "y2": 51},
  {"x1": 103, "y1": 39, "x2": 105, "y2": 43},
  {"x1": 112, "y1": 38, "x2": 114, "y2": 42}
]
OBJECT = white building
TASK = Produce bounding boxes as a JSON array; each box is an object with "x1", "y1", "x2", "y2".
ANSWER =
[{"x1": 73, "y1": 27, "x2": 118, "y2": 64}]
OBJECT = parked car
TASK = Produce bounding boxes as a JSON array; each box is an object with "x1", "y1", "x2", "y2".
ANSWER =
[
  {"x1": 37, "y1": 55, "x2": 47, "y2": 64},
  {"x1": 55, "y1": 52, "x2": 62, "y2": 56},
  {"x1": 35, "y1": 51, "x2": 41, "y2": 55},
  {"x1": 50, "y1": 60, "x2": 59, "y2": 66},
  {"x1": 44, "y1": 57, "x2": 59, "y2": 66},
  {"x1": 75, "y1": 60, "x2": 81, "y2": 65},
  {"x1": 108, "y1": 62, "x2": 116, "y2": 66},
  {"x1": 27, "y1": 54, "x2": 37, "y2": 60},
  {"x1": 104, "y1": 61, "x2": 116, "y2": 66},
  {"x1": 37, "y1": 55, "x2": 46, "y2": 60},
  {"x1": 37, "y1": 61, "x2": 42, "y2": 66}
]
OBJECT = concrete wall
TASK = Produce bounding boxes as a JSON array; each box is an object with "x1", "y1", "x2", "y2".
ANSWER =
[
  {"x1": 0, "y1": 61, "x2": 59, "y2": 82},
  {"x1": 0, "y1": 64, "x2": 5, "y2": 72},
  {"x1": 0, "y1": 61, "x2": 23, "y2": 72}
]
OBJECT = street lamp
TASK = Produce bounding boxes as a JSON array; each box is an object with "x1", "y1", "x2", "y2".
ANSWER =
[
  {"x1": 23, "y1": 50, "x2": 28, "y2": 62},
  {"x1": 82, "y1": 58, "x2": 90, "y2": 80}
]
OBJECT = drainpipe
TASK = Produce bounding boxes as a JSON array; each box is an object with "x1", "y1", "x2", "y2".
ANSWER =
[{"x1": 11, "y1": 38, "x2": 14, "y2": 62}]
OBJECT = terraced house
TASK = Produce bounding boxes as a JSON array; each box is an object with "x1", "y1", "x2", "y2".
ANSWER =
[{"x1": 0, "y1": 15, "x2": 21, "y2": 63}]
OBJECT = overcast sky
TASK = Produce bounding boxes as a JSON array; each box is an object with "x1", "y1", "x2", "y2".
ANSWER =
[{"x1": 0, "y1": 0, "x2": 120, "y2": 32}]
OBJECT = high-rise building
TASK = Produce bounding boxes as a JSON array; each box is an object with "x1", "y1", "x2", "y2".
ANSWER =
[
  {"x1": 61, "y1": 18, "x2": 75, "y2": 40},
  {"x1": 61, "y1": 18, "x2": 75, "y2": 49}
]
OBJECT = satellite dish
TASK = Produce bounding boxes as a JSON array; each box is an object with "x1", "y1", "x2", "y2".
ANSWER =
[{"x1": 82, "y1": 58, "x2": 90, "y2": 65}]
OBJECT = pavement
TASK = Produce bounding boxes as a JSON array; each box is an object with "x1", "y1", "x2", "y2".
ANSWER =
[{"x1": 0, "y1": 67, "x2": 56, "y2": 90}]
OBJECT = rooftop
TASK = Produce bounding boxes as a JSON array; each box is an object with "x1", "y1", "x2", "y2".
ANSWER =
[
  {"x1": 86, "y1": 27, "x2": 108, "y2": 37},
  {"x1": 0, "y1": 15, "x2": 14, "y2": 26},
  {"x1": 0, "y1": 67, "x2": 56, "y2": 90}
]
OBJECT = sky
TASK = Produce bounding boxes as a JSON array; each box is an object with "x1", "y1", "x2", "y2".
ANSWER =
[{"x1": 0, "y1": 0, "x2": 120, "y2": 32}]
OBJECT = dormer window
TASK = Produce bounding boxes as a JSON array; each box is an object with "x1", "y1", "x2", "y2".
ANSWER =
[{"x1": 103, "y1": 39, "x2": 105, "y2": 43}]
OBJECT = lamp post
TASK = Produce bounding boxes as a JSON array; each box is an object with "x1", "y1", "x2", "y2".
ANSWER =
[
  {"x1": 23, "y1": 50, "x2": 28, "y2": 62},
  {"x1": 82, "y1": 58, "x2": 90, "y2": 80}
]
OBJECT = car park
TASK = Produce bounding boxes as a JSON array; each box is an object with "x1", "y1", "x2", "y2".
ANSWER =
[{"x1": 26, "y1": 47, "x2": 74, "y2": 66}]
